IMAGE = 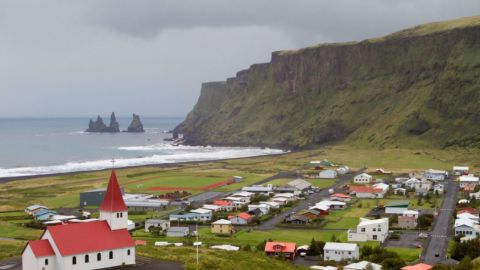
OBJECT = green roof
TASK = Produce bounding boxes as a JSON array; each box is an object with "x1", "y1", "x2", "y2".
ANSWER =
[{"x1": 385, "y1": 200, "x2": 410, "y2": 207}]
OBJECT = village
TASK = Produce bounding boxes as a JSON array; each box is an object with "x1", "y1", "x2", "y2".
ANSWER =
[{"x1": 9, "y1": 157, "x2": 480, "y2": 270}]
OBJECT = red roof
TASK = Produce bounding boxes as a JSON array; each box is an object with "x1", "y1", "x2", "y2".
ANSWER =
[
  {"x1": 458, "y1": 207, "x2": 479, "y2": 215},
  {"x1": 331, "y1": 193, "x2": 351, "y2": 198},
  {"x1": 228, "y1": 212, "x2": 252, "y2": 220},
  {"x1": 401, "y1": 263, "x2": 432, "y2": 270},
  {"x1": 100, "y1": 170, "x2": 128, "y2": 212},
  {"x1": 213, "y1": 200, "x2": 232, "y2": 206},
  {"x1": 28, "y1": 239, "x2": 55, "y2": 257},
  {"x1": 265, "y1": 242, "x2": 296, "y2": 253},
  {"x1": 135, "y1": 240, "x2": 147, "y2": 246},
  {"x1": 349, "y1": 186, "x2": 383, "y2": 193},
  {"x1": 47, "y1": 220, "x2": 134, "y2": 256}
]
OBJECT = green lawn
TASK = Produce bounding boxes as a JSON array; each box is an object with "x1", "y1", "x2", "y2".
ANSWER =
[
  {"x1": 137, "y1": 245, "x2": 303, "y2": 270},
  {"x1": 386, "y1": 247, "x2": 422, "y2": 263},
  {"x1": 322, "y1": 208, "x2": 370, "y2": 229},
  {"x1": 0, "y1": 239, "x2": 25, "y2": 260},
  {"x1": 0, "y1": 221, "x2": 43, "y2": 240}
]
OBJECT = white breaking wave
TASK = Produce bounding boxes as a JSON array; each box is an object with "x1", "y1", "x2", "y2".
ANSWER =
[{"x1": 0, "y1": 146, "x2": 285, "y2": 178}]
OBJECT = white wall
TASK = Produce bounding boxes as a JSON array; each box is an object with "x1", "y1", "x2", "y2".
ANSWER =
[
  {"x1": 323, "y1": 248, "x2": 359, "y2": 262},
  {"x1": 22, "y1": 245, "x2": 57, "y2": 270},
  {"x1": 100, "y1": 210, "x2": 128, "y2": 230},
  {"x1": 61, "y1": 247, "x2": 135, "y2": 270}
]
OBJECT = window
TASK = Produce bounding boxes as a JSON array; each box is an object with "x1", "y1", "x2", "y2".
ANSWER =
[
  {"x1": 120, "y1": 212, "x2": 123, "y2": 218},
  {"x1": 97, "y1": 253, "x2": 101, "y2": 261},
  {"x1": 109, "y1": 251, "x2": 113, "y2": 259},
  {"x1": 72, "y1": 256, "x2": 77, "y2": 265},
  {"x1": 127, "y1": 249, "x2": 131, "y2": 256},
  {"x1": 373, "y1": 228, "x2": 376, "y2": 232},
  {"x1": 361, "y1": 228, "x2": 365, "y2": 232},
  {"x1": 85, "y1": 254, "x2": 89, "y2": 263},
  {"x1": 45, "y1": 258, "x2": 48, "y2": 265},
  {"x1": 373, "y1": 235, "x2": 378, "y2": 240},
  {"x1": 116, "y1": 213, "x2": 119, "y2": 218}
]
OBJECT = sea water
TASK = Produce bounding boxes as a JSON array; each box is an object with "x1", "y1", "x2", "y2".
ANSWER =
[{"x1": 0, "y1": 117, "x2": 283, "y2": 178}]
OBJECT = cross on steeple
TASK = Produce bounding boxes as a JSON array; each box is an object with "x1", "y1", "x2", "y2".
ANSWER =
[{"x1": 111, "y1": 158, "x2": 115, "y2": 169}]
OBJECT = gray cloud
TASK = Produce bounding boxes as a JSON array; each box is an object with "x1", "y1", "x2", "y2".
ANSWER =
[{"x1": 1, "y1": 0, "x2": 479, "y2": 117}]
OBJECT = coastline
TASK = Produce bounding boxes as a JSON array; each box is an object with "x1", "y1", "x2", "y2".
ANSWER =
[{"x1": 0, "y1": 151, "x2": 290, "y2": 184}]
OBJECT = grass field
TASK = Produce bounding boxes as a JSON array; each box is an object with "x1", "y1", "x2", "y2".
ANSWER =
[
  {"x1": 0, "y1": 239, "x2": 25, "y2": 260},
  {"x1": 322, "y1": 208, "x2": 371, "y2": 229}
]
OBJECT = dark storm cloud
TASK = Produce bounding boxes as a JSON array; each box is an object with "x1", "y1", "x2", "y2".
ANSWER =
[{"x1": 1, "y1": 0, "x2": 480, "y2": 117}]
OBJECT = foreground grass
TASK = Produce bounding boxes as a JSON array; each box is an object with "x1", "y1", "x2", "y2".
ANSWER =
[
  {"x1": 137, "y1": 245, "x2": 303, "y2": 270},
  {"x1": 0, "y1": 239, "x2": 25, "y2": 260}
]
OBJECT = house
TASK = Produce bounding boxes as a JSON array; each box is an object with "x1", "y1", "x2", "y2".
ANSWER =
[
  {"x1": 247, "y1": 204, "x2": 270, "y2": 215},
  {"x1": 348, "y1": 218, "x2": 389, "y2": 242},
  {"x1": 301, "y1": 209, "x2": 327, "y2": 220},
  {"x1": 270, "y1": 197, "x2": 289, "y2": 205},
  {"x1": 25, "y1": 205, "x2": 49, "y2": 215},
  {"x1": 273, "y1": 193, "x2": 296, "y2": 201},
  {"x1": 213, "y1": 200, "x2": 235, "y2": 211},
  {"x1": 385, "y1": 200, "x2": 409, "y2": 215},
  {"x1": 349, "y1": 184, "x2": 387, "y2": 199},
  {"x1": 169, "y1": 212, "x2": 211, "y2": 222},
  {"x1": 456, "y1": 212, "x2": 479, "y2": 222},
  {"x1": 223, "y1": 197, "x2": 248, "y2": 207},
  {"x1": 166, "y1": 227, "x2": 190, "y2": 237},
  {"x1": 190, "y1": 208, "x2": 213, "y2": 220},
  {"x1": 459, "y1": 175, "x2": 479, "y2": 189},
  {"x1": 287, "y1": 179, "x2": 312, "y2": 192},
  {"x1": 259, "y1": 201, "x2": 280, "y2": 209},
  {"x1": 454, "y1": 218, "x2": 480, "y2": 237},
  {"x1": 241, "y1": 184, "x2": 274, "y2": 193},
  {"x1": 457, "y1": 207, "x2": 479, "y2": 215},
  {"x1": 310, "y1": 266, "x2": 338, "y2": 270},
  {"x1": 336, "y1": 166, "x2": 350, "y2": 175},
  {"x1": 22, "y1": 170, "x2": 135, "y2": 270},
  {"x1": 123, "y1": 195, "x2": 169, "y2": 212},
  {"x1": 211, "y1": 219, "x2": 234, "y2": 235},
  {"x1": 145, "y1": 219, "x2": 170, "y2": 232},
  {"x1": 319, "y1": 170, "x2": 338, "y2": 179},
  {"x1": 398, "y1": 216, "x2": 417, "y2": 229},
  {"x1": 34, "y1": 210, "x2": 58, "y2": 221},
  {"x1": 264, "y1": 241, "x2": 296, "y2": 260},
  {"x1": 394, "y1": 188, "x2": 407, "y2": 195},
  {"x1": 323, "y1": 242, "x2": 359, "y2": 262},
  {"x1": 285, "y1": 215, "x2": 309, "y2": 225},
  {"x1": 453, "y1": 166, "x2": 469, "y2": 176},
  {"x1": 248, "y1": 208, "x2": 264, "y2": 216},
  {"x1": 414, "y1": 180, "x2": 432, "y2": 196},
  {"x1": 228, "y1": 213, "x2": 252, "y2": 225},
  {"x1": 233, "y1": 176, "x2": 243, "y2": 183},
  {"x1": 402, "y1": 210, "x2": 419, "y2": 218},
  {"x1": 274, "y1": 186, "x2": 299, "y2": 194},
  {"x1": 470, "y1": 191, "x2": 480, "y2": 200},
  {"x1": 433, "y1": 184, "x2": 444, "y2": 195},
  {"x1": 401, "y1": 263, "x2": 432, "y2": 270},
  {"x1": 344, "y1": 261, "x2": 382, "y2": 270},
  {"x1": 424, "y1": 169, "x2": 448, "y2": 181},
  {"x1": 353, "y1": 173, "x2": 373, "y2": 184},
  {"x1": 311, "y1": 200, "x2": 346, "y2": 211},
  {"x1": 201, "y1": 204, "x2": 222, "y2": 212},
  {"x1": 330, "y1": 193, "x2": 352, "y2": 202},
  {"x1": 79, "y1": 187, "x2": 125, "y2": 207}
]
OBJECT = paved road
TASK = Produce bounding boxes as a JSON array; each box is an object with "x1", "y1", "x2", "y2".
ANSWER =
[
  {"x1": 422, "y1": 177, "x2": 458, "y2": 264},
  {"x1": 257, "y1": 170, "x2": 363, "y2": 229}
]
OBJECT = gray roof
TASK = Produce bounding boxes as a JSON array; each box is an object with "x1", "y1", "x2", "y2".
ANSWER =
[
  {"x1": 167, "y1": 227, "x2": 189, "y2": 233},
  {"x1": 146, "y1": 219, "x2": 169, "y2": 224},
  {"x1": 288, "y1": 179, "x2": 312, "y2": 190}
]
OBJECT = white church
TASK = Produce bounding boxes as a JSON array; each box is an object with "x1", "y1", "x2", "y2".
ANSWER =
[{"x1": 22, "y1": 170, "x2": 136, "y2": 270}]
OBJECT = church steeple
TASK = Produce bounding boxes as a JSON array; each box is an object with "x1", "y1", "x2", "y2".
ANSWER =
[{"x1": 99, "y1": 170, "x2": 128, "y2": 230}]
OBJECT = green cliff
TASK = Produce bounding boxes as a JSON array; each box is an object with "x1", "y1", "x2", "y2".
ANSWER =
[{"x1": 176, "y1": 16, "x2": 480, "y2": 149}]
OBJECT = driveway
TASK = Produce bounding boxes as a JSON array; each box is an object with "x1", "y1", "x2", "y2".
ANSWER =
[{"x1": 422, "y1": 177, "x2": 458, "y2": 264}]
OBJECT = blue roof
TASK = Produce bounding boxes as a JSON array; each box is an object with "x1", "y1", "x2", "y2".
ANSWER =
[{"x1": 33, "y1": 209, "x2": 57, "y2": 217}]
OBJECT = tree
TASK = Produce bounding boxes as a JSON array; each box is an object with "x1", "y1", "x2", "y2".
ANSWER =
[
  {"x1": 455, "y1": 256, "x2": 472, "y2": 270},
  {"x1": 417, "y1": 214, "x2": 433, "y2": 229},
  {"x1": 389, "y1": 215, "x2": 398, "y2": 226},
  {"x1": 307, "y1": 238, "x2": 325, "y2": 256},
  {"x1": 432, "y1": 264, "x2": 450, "y2": 270},
  {"x1": 242, "y1": 244, "x2": 252, "y2": 252},
  {"x1": 382, "y1": 258, "x2": 406, "y2": 270}
]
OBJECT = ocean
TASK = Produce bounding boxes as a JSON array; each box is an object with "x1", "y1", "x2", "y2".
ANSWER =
[{"x1": 0, "y1": 117, "x2": 283, "y2": 178}]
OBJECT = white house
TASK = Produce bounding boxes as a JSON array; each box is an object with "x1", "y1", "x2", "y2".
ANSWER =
[
  {"x1": 344, "y1": 261, "x2": 382, "y2": 270},
  {"x1": 144, "y1": 219, "x2": 170, "y2": 232},
  {"x1": 311, "y1": 200, "x2": 347, "y2": 211},
  {"x1": 459, "y1": 175, "x2": 479, "y2": 188},
  {"x1": 456, "y1": 212, "x2": 479, "y2": 222},
  {"x1": 25, "y1": 205, "x2": 49, "y2": 215},
  {"x1": 287, "y1": 179, "x2": 312, "y2": 192},
  {"x1": 201, "y1": 204, "x2": 222, "y2": 212},
  {"x1": 259, "y1": 201, "x2": 280, "y2": 209},
  {"x1": 384, "y1": 201, "x2": 409, "y2": 215},
  {"x1": 241, "y1": 185, "x2": 274, "y2": 194},
  {"x1": 348, "y1": 218, "x2": 389, "y2": 242},
  {"x1": 22, "y1": 170, "x2": 135, "y2": 270},
  {"x1": 424, "y1": 169, "x2": 448, "y2": 181},
  {"x1": 336, "y1": 166, "x2": 350, "y2": 175},
  {"x1": 273, "y1": 193, "x2": 296, "y2": 201},
  {"x1": 323, "y1": 242, "x2": 359, "y2": 262},
  {"x1": 404, "y1": 178, "x2": 421, "y2": 189},
  {"x1": 414, "y1": 180, "x2": 432, "y2": 196},
  {"x1": 455, "y1": 218, "x2": 480, "y2": 238},
  {"x1": 247, "y1": 204, "x2": 270, "y2": 215},
  {"x1": 402, "y1": 210, "x2": 420, "y2": 218},
  {"x1": 433, "y1": 184, "x2": 444, "y2": 195},
  {"x1": 354, "y1": 173, "x2": 373, "y2": 184},
  {"x1": 319, "y1": 170, "x2": 338, "y2": 179},
  {"x1": 270, "y1": 197, "x2": 289, "y2": 205},
  {"x1": 470, "y1": 191, "x2": 480, "y2": 200},
  {"x1": 454, "y1": 166, "x2": 469, "y2": 176}
]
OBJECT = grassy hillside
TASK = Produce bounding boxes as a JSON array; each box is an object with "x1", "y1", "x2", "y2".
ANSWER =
[{"x1": 176, "y1": 15, "x2": 480, "y2": 149}]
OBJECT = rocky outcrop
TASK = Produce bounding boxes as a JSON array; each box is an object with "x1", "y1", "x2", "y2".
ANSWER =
[
  {"x1": 175, "y1": 16, "x2": 480, "y2": 149},
  {"x1": 85, "y1": 112, "x2": 120, "y2": 133},
  {"x1": 126, "y1": 114, "x2": 145, "y2": 133}
]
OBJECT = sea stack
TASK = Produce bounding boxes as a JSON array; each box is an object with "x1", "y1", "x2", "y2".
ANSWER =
[
  {"x1": 126, "y1": 113, "x2": 145, "y2": 132},
  {"x1": 85, "y1": 112, "x2": 120, "y2": 133}
]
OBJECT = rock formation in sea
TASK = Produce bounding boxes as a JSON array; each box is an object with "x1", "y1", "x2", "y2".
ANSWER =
[
  {"x1": 126, "y1": 114, "x2": 145, "y2": 133},
  {"x1": 85, "y1": 112, "x2": 120, "y2": 133}
]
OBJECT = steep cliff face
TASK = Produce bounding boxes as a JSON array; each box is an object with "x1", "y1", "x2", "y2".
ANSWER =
[{"x1": 176, "y1": 16, "x2": 480, "y2": 149}]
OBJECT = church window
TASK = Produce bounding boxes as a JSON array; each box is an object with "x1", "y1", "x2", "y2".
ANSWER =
[
  {"x1": 45, "y1": 258, "x2": 48, "y2": 265},
  {"x1": 127, "y1": 249, "x2": 131, "y2": 255},
  {"x1": 97, "y1": 253, "x2": 101, "y2": 261},
  {"x1": 85, "y1": 254, "x2": 89, "y2": 263},
  {"x1": 72, "y1": 256, "x2": 77, "y2": 265},
  {"x1": 109, "y1": 251, "x2": 113, "y2": 259}
]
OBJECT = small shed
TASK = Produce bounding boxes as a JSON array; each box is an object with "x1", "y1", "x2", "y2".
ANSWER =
[
  {"x1": 385, "y1": 200, "x2": 410, "y2": 215},
  {"x1": 166, "y1": 227, "x2": 190, "y2": 237}
]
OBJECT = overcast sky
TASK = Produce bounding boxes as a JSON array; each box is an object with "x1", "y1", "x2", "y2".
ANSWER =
[{"x1": 1, "y1": 0, "x2": 479, "y2": 117}]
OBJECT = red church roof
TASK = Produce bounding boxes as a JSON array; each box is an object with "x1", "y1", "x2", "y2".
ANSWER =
[
  {"x1": 47, "y1": 220, "x2": 134, "y2": 256},
  {"x1": 100, "y1": 170, "x2": 128, "y2": 212},
  {"x1": 28, "y1": 239, "x2": 55, "y2": 257}
]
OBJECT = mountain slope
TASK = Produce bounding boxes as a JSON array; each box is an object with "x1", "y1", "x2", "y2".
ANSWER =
[{"x1": 176, "y1": 16, "x2": 480, "y2": 149}]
